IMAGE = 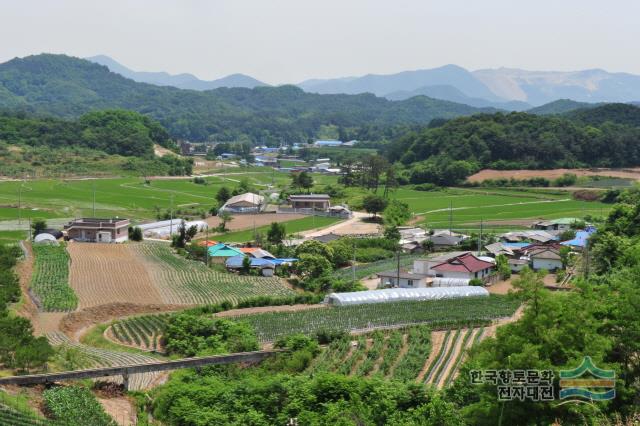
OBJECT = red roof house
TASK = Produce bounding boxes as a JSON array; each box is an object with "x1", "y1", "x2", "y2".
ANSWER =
[{"x1": 431, "y1": 253, "x2": 495, "y2": 280}]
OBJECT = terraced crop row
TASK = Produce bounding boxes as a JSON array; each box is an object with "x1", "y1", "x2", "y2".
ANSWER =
[
  {"x1": 424, "y1": 327, "x2": 485, "y2": 388},
  {"x1": 0, "y1": 405, "x2": 61, "y2": 426},
  {"x1": 109, "y1": 314, "x2": 170, "y2": 351},
  {"x1": 134, "y1": 242, "x2": 295, "y2": 305},
  {"x1": 232, "y1": 296, "x2": 518, "y2": 341},
  {"x1": 30, "y1": 244, "x2": 77, "y2": 311},
  {"x1": 309, "y1": 326, "x2": 431, "y2": 382},
  {"x1": 46, "y1": 333, "x2": 161, "y2": 390}
]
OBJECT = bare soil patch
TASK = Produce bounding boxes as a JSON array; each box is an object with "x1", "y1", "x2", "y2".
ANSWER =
[
  {"x1": 436, "y1": 331, "x2": 466, "y2": 388},
  {"x1": 14, "y1": 241, "x2": 41, "y2": 332},
  {"x1": 215, "y1": 303, "x2": 326, "y2": 317},
  {"x1": 205, "y1": 212, "x2": 305, "y2": 233},
  {"x1": 68, "y1": 243, "x2": 163, "y2": 309},
  {"x1": 468, "y1": 167, "x2": 640, "y2": 182},
  {"x1": 487, "y1": 278, "x2": 516, "y2": 295},
  {"x1": 59, "y1": 303, "x2": 185, "y2": 340}
]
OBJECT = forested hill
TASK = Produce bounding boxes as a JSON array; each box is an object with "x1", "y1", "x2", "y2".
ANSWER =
[
  {"x1": 564, "y1": 103, "x2": 640, "y2": 127},
  {"x1": 388, "y1": 111, "x2": 640, "y2": 181},
  {"x1": 0, "y1": 109, "x2": 172, "y2": 157},
  {"x1": 0, "y1": 54, "x2": 495, "y2": 142}
]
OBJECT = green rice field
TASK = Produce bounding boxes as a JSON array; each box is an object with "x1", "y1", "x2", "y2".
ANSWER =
[{"x1": 213, "y1": 215, "x2": 342, "y2": 243}]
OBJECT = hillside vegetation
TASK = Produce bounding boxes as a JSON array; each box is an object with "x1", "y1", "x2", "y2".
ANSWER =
[
  {"x1": 0, "y1": 54, "x2": 494, "y2": 142},
  {"x1": 387, "y1": 110, "x2": 640, "y2": 184}
]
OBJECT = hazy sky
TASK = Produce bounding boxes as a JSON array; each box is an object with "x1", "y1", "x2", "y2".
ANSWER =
[{"x1": 1, "y1": 0, "x2": 638, "y2": 84}]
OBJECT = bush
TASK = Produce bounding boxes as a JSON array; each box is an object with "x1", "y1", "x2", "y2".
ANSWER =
[
  {"x1": 43, "y1": 386, "x2": 116, "y2": 426},
  {"x1": 413, "y1": 183, "x2": 440, "y2": 191},
  {"x1": 469, "y1": 278, "x2": 483, "y2": 286}
]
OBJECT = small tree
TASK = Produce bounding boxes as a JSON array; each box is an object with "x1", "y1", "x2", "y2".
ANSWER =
[
  {"x1": 171, "y1": 221, "x2": 188, "y2": 248},
  {"x1": 384, "y1": 226, "x2": 401, "y2": 242},
  {"x1": 297, "y1": 254, "x2": 332, "y2": 279},
  {"x1": 186, "y1": 225, "x2": 198, "y2": 242},
  {"x1": 241, "y1": 256, "x2": 252, "y2": 275},
  {"x1": 495, "y1": 254, "x2": 511, "y2": 279},
  {"x1": 218, "y1": 211, "x2": 233, "y2": 232},
  {"x1": 298, "y1": 171, "x2": 314, "y2": 193},
  {"x1": 129, "y1": 226, "x2": 143, "y2": 241},
  {"x1": 267, "y1": 222, "x2": 286, "y2": 245},
  {"x1": 216, "y1": 187, "x2": 231, "y2": 205},
  {"x1": 362, "y1": 194, "x2": 388, "y2": 218},
  {"x1": 32, "y1": 219, "x2": 47, "y2": 236}
]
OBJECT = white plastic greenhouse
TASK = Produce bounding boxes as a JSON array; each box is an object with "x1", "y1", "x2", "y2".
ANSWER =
[
  {"x1": 324, "y1": 286, "x2": 489, "y2": 306},
  {"x1": 431, "y1": 278, "x2": 470, "y2": 287},
  {"x1": 141, "y1": 220, "x2": 208, "y2": 239}
]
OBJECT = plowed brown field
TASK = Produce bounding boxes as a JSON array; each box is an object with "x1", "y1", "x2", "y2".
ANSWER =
[{"x1": 68, "y1": 243, "x2": 163, "y2": 308}]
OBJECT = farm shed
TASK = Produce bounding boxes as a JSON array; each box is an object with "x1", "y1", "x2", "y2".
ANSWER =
[
  {"x1": 288, "y1": 194, "x2": 331, "y2": 211},
  {"x1": 225, "y1": 255, "x2": 276, "y2": 277},
  {"x1": 220, "y1": 193, "x2": 265, "y2": 214},
  {"x1": 529, "y1": 248, "x2": 562, "y2": 271},
  {"x1": 324, "y1": 286, "x2": 489, "y2": 306},
  {"x1": 208, "y1": 243, "x2": 245, "y2": 263}
]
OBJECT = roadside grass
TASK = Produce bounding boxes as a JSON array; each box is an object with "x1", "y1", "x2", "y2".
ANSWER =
[{"x1": 0, "y1": 230, "x2": 26, "y2": 244}]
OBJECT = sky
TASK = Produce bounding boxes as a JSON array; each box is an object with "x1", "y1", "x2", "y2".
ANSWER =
[{"x1": 1, "y1": 0, "x2": 639, "y2": 85}]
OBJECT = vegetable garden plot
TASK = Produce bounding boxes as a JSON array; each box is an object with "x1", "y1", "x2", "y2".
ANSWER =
[
  {"x1": 108, "y1": 313, "x2": 170, "y2": 351},
  {"x1": 30, "y1": 244, "x2": 77, "y2": 311},
  {"x1": 231, "y1": 296, "x2": 519, "y2": 341},
  {"x1": 67, "y1": 243, "x2": 163, "y2": 308},
  {"x1": 133, "y1": 242, "x2": 294, "y2": 305}
]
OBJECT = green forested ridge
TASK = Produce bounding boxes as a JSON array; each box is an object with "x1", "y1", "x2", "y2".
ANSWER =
[
  {"x1": 0, "y1": 54, "x2": 493, "y2": 142},
  {"x1": 387, "y1": 110, "x2": 640, "y2": 184},
  {"x1": 564, "y1": 102, "x2": 640, "y2": 127},
  {"x1": 0, "y1": 109, "x2": 171, "y2": 157},
  {"x1": 0, "y1": 109, "x2": 194, "y2": 176}
]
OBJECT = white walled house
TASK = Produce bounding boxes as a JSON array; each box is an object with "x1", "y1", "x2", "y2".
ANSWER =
[
  {"x1": 376, "y1": 271, "x2": 428, "y2": 288},
  {"x1": 431, "y1": 253, "x2": 495, "y2": 281},
  {"x1": 530, "y1": 248, "x2": 563, "y2": 271}
]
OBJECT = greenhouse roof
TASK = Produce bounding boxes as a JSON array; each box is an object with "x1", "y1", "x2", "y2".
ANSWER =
[{"x1": 325, "y1": 286, "x2": 489, "y2": 306}]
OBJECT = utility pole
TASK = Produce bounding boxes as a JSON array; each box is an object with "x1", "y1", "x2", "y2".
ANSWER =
[
  {"x1": 92, "y1": 181, "x2": 96, "y2": 218},
  {"x1": 352, "y1": 240, "x2": 356, "y2": 282},
  {"x1": 449, "y1": 201, "x2": 453, "y2": 236},
  {"x1": 169, "y1": 194, "x2": 174, "y2": 237},
  {"x1": 17, "y1": 182, "x2": 23, "y2": 226},
  {"x1": 478, "y1": 218, "x2": 483, "y2": 256},
  {"x1": 205, "y1": 224, "x2": 209, "y2": 267},
  {"x1": 396, "y1": 248, "x2": 401, "y2": 287},
  {"x1": 28, "y1": 218, "x2": 32, "y2": 241},
  {"x1": 584, "y1": 238, "x2": 590, "y2": 278}
]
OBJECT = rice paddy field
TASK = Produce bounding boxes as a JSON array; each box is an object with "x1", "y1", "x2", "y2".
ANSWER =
[{"x1": 0, "y1": 171, "x2": 611, "y2": 244}]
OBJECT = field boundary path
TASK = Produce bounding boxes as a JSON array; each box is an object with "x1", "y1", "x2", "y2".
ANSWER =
[{"x1": 0, "y1": 345, "x2": 284, "y2": 390}]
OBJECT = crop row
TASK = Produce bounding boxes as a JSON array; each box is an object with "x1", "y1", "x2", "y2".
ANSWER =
[
  {"x1": 30, "y1": 244, "x2": 77, "y2": 311},
  {"x1": 232, "y1": 295, "x2": 518, "y2": 341},
  {"x1": 42, "y1": 386, "x2": 116, "y2": 426},
  {"x1": 424, "y1": 327, "x2": 485, "y2": 388},
  {"x1": 135, "y1": 243, "x2": 295, "y2": 305},
  {"x1": 110, "y1": 314, "x2": 170, "y2": 350}
]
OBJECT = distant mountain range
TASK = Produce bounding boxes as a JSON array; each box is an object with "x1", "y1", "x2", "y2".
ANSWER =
[
  {"x1": 0, "y1": 54, "x2": 497, "y2": 141},
  {"x1": 87, "y1": 55, "x2": 640, "y2": 109},
  {"x1": 86, "y1": 55, "x2": 267, "y2": 90}
]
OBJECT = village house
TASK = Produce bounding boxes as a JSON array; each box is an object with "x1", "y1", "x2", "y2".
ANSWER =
[
  {"x1": 528, "y1": 247, "x2": 563, "y2": 271},
  {"x1": 426, "y1": 231, "x2": 469, "y2": 250},
  {"x1": 288, "y1": 194, "x2": 331, "y2": 211},
  {"x1": 376, "y1": 270, "x2": 429, "y2": 288},
  {"x1": 64, "y1": 218, "x2": 130, "y2": 243},
  {"x1": 532, "y1": 218, "x2": 580, "y2": 232},
  {"x1": 207, "y1": 243, "x2": 245, "y2": 263},
  {"x1": 431, "y1": 252, "x2": 495, "y2": 281}
]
